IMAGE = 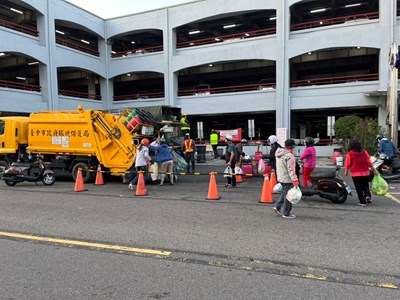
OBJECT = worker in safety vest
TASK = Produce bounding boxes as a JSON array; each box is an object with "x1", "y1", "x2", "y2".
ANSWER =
[
  {"x1": 182, "y1": 133, "x2": 197, "y2": 173},
  {"x1": 180, "y1": 113, "x2": 190, "y2": 136},
  {"x1": 210, "y1": 129, "x2": 219, "y2": 159}
]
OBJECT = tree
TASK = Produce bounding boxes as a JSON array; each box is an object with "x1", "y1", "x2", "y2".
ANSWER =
[{"x1": 334, "y1": 115, "x2": 383, "y2": 154}]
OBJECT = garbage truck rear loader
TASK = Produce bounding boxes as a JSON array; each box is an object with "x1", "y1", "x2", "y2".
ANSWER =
[{"x1": 0, "y1": 106, "x2": 138, "y2": 182}]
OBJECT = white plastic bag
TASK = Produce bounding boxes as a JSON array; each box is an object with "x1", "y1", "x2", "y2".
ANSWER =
[
  {"x1": 286, "y1": 186, "x2": 302, "y2": 204},
  {"x1": 258, "y1": 158, "x2": 265, "y2": 174},
  {"x1": 234, "y1": 166, "x2": 243, "y2": 175},
  {"x1": 273, "y1": 183, "x2": 283, "y2": 193},
  {"x1": 150, "y1": 163, "x2": 160, "y2": 181},
  {"x1": 224, "y1": 166, "x2": 232, "y2": 178}
]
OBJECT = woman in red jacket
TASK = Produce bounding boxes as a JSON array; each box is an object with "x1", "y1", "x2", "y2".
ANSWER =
[{"x1": 345, "y1": 139, "x2": 378, "y2": 206}]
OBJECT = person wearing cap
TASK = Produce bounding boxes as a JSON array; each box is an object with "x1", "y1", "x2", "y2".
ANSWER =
[
  {"x1": 128, "y1": 138, "x2": 151, "y2": 190},
  {"x1": 182, "y1": 132, "x2": 197, "y2": 173},
  {"x1": 265, "y1": 135, "x2": 281, "y2": 171},
  {"x1": 149, "y1": 133, "x2": 174, "y2": 186},
  {"x1": 210, "y1": 129, "x2": 219, "y2": 159},
  {"x1": 274, "y1": 138, "x2": 299, "y2": 219},
  {"x1": 225, "y1": 135, "x2": 236, "y2": 188}
]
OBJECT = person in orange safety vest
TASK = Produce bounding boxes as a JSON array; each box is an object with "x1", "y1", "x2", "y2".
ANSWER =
[{"x1": 182, "y1": 133, "x2": 197, "y2": 173}]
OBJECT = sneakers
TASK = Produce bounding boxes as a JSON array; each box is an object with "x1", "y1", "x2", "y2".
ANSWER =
[
  {"x1": 273, "y1": 207, "x2": 282, "y2": 216},
  {"x1": 358, "y1": 203, "x2": 367, "y2": 207},
  {"x1": 159, "y1": 182, "x2": 164, "y2": 186},
  {"x1": 128, "y1": 183, "x2": 133, "y2": 190},
  {"x1": 282, "y1": 214, "x2": 296, "y2": 219}
]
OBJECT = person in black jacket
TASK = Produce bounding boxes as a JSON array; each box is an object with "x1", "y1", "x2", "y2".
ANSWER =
[{"x1": 266, "y1": 135, "x2": 281, "y2": 171}]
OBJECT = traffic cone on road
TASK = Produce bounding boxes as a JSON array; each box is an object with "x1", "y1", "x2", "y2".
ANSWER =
[
  {"x1": 259, "y1": 174, "x2": 274, "y2": 204},
  {"x1": 135, "y1": 171, "x2": 148, "y2": 196},
  {"x1": 236, "y1": 174, "x2": 243, "y2": 183},
  {"x1": 206, "y1": 172, "x2": 221, "y2": 200},
  {"x1": 74, "y1": 168, "x2": 87, "y2": 192},
  {"x1": 270, "y1": 170, "x2": 277, "y2": 193},
  {"x1": 95, "y1": 165, "x2": 105, "y2": 185}
]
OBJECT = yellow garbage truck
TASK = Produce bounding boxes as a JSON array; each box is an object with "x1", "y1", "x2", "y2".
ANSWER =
[{"x1": 0, "y1": 105, "x2": 139, "y2": 182}]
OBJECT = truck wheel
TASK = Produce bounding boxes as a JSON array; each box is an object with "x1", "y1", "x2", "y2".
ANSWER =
[
  {"x1": 42, "y1": 173, "x2": 56, "y2": 186},
  {"x1": 0, "y1": 161, "x2": 9, "y2": 170},
  {"x1": 72, "y1": 163, "x2": 92, "y2": 183}
]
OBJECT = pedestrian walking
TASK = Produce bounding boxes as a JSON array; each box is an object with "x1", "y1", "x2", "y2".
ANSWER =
[
  {"x1": 182, "y1": 133, "x2": 196, "y2": 173},
  {"x1": 345, "y1": 139, "x2": 378, "y2": 206},
  {"x1": 274, "y1": 138, "x2": 299, "y2": 219},
  {"x1": 225, "y1": 135, "x2": 236, "y2": 188},
  {"x1": 128, "y1": 138, "x2": 151, "y2": 190},
  {"x1": 150, "y1": 134, "x2": 174, "y2": 186},
  {"x1": 266, "y1": 135, "x2": 281, "y2": 171},
  {"x1": 299, "y1": 136, "x2": 317, "y2": 187}
]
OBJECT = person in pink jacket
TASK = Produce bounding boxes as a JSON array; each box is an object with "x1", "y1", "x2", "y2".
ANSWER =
[{"x1": 299, "y1": 137, "x2": 317, "y2": 187}]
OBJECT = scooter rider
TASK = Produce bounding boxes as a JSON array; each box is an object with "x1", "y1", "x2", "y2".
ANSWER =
[{"x1": 377, "y1": 134, "x2": 397, "y2": 168}]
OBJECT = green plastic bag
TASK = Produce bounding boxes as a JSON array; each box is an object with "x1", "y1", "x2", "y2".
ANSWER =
[{"x1": 371, "y1": 174, "x2": 388, "y2": 196}]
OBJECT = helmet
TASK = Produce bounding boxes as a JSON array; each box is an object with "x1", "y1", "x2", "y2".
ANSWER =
[
  {"x1": 160, "y1": 136, "x2": 166, "y2": 143},
  {"x1": 185, "y1": 133, "x2": 190, "y2": 138},
  {"x1": 304, "y1": 136, "x2": 314, "y2": 146},
  {"x1": 376, "y1": 134, "x2": 384, "y2": 140},
  {"x1": 284, "y1": 138, "x2": 296, "y2": 148},
  {"x1": 141, "y1": 138, "x2": 150, "y2": 147},
  {"x1": 225, "y1": 135, "x2": 233, "y2": 141},
  {"x1": 241, "y1": 138, "x2": 247, "y2": 143},
  {"x1": 268, "y1": 135, "x2": 278, "y2": 144}
]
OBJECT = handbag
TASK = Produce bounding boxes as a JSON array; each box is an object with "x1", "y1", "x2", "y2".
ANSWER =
[{"x1": 286, "y1": 186, "x2": 302, "y2": 204}]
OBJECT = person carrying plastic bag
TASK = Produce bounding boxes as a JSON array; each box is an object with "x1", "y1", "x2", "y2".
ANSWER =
[
  {"x1": 345, "y1": 139, "x2": 379, "y2": 206},
  {"x1": 273, "y1": 138, "x2": 299, "y2": 219}
]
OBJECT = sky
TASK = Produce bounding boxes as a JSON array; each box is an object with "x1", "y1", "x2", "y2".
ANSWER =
[{"x1": 65, "y1": 0, "x2": 198, "y2": 19}]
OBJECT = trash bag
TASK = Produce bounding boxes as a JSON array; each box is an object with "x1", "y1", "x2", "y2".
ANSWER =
[
  {"x1": 224, "y1": 166, "x2": 232, "y2": 178},
  {"x1": 273, "y1": 183, "x2": 283, "y2": 193},
  {"x1": 258, "y1": 158, "x2": 265, "y2": 174},
  {"x1": 150, "y1": 163, "x2": 160, "y2": 181},
  {"x1": 234, "y1": 166, "x2": 243, "y2": 175},
  {"x1": 371, "y1": 174, "x2": 388, "y2": 196},
  {"x1": 171, "y1": 150, "x2": 187, "y2": 172},
  {"x1": 286, "y1": 186, "x2": 302, "y2": 204}
]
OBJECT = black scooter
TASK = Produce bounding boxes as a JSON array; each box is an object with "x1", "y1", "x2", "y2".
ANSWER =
[
  {"x1": 298, "y1": 160, "x2": 351, "y2": 204},
  {"x1": 372, "y1": 155, "x2": 400, "y2": 180},
  {"x1": 1, "y1": 155, "x2": 56, "y2": 186}
]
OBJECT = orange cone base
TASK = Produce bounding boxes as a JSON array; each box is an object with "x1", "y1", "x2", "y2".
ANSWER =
[
  {"x1": 206, "y1": 173, "x2": 221, "y2": 200},
  {"x1": 135, "y1": 172, "x2": 148, "y2": 196},
  {"x1": 260, "y1": 175, "x2": 274, "y2": 204},
  {"x1": 74, "y1": 169, "x2": 87, "y2": 192},
  {"x1": 236, "y1": 175, "x2": 243, "y2": 183}
]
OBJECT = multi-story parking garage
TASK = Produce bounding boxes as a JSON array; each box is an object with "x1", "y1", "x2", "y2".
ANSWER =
[{"x1": 0, "y1": 0, "x2": 398, "y2": 141}]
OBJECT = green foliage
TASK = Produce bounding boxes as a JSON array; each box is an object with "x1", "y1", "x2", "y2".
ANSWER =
[{"x1": 334, "y1": 115, "x2": 383, "y2": 154}]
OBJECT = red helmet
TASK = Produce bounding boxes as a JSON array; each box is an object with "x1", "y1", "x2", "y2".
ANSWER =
[{"x1": 141, "y1": 138, "x2": 150, "y2": 147}]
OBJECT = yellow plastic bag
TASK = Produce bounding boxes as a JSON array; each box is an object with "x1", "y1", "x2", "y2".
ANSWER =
[{"x1": 371, "y1": 174, "x2": 388, "y2": 196}]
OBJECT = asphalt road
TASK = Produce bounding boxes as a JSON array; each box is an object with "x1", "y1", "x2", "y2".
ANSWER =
[{"x1": 0, "y1": 160, "x2": 399, "y2": 299}]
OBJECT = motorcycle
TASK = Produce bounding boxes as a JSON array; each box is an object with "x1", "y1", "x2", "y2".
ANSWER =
[
  {"x1": 371, "y1": 154, "x2": 400, "y2": 180},
  {"x1": 0, "y1": 155, "x2": 56, "y2": 186},
  {"x1": 298, "y1": 160, "x2": 351, "y2": 204}
]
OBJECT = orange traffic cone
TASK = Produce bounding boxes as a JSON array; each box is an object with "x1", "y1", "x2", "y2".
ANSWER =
[
  {"x1": 259, "y1": 174, "x2": 274, "y2": 204},
  {"x1": 206, "y1": 172, "x2": 221, "y2": 200},
  {"x1": 95, "y1": 165, "x2": 105, "y2": 185},
  {"x1": 236, "y1": 174, "x2": 243, "y2": 183},
  {"x1": 74, "y1": 168, "x2": 87, "y2": 192},
  {"x1": 135, "y1": 171, "x2": 148, "y2": 196},
  {"x1": 270, "y1": 170, "x2": 277, "y2": 193}
]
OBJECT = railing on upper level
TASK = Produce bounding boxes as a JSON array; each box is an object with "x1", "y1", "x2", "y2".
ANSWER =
[
  {"x1": 0, "y1": 79, "x2": 41, "y2": 92},
  {"x1": 290, "y1": 12, "x2": 379, "y2": 31},
  {"x1": 111, "y1": 45, "x2": 163, "y2": 58},
  {"x1": 290, "y1": 73, "x2": 379, "y2": 87},
  {"x1": 58, "y1": 89, "x2": 101, "y2": 100},
  {"x1": 176, "y1": 27, "x2": 276, "y2": 49},
  {"x1": 0, "y1": 18, "x2": 39, "y2": 36},
  {"x1": 113, "y1": 91, "x2": 165, "y2": 101},
  {"x1": 178, "y1": 82, "x2": 276, "y2": 96},
  {"x1": 56, "y1": 38, "x2": 100, "y2": 57}
]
